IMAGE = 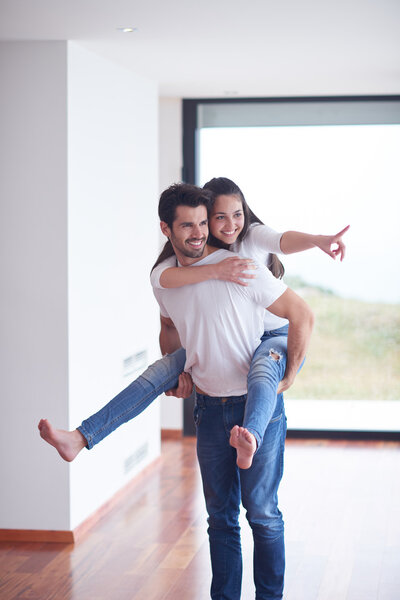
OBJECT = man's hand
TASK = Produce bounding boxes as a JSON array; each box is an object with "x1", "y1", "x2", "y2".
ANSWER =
[
  {"x1": 165, "y1": 372, "x2": 194, "y2": 398},
  {"x1": 277, "y1": 376, "x2": 295, "y2": 395}
]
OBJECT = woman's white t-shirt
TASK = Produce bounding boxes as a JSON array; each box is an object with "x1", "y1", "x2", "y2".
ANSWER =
[{"x1": 232, "y1": 223, "x2": 288, "y2": 331}]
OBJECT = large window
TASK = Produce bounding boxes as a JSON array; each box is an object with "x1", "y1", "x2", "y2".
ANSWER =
[{"x1": 183, "y1": 97, "x2": 400, "y2": 435}]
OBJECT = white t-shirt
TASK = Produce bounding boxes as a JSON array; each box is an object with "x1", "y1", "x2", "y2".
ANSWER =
[
  {"x1": 231, "y1": 222, "x2": 282, "y2": 262},
  {"x1": 151, "y1": 248, "x2": 287, "y2": 396},
  {"x1": 232, "y1": 223, "x2": 288, "y2": 330},
  {"x1": 152, "y1": 223, "x2": 288, "y2": 332}
]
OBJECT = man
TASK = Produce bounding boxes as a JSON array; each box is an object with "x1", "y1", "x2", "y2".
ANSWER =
[{"x1": 151, "y1": 183, "x2": 314, "y2": 600}]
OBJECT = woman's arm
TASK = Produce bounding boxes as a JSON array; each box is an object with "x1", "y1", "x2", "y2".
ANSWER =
[
  {"x1": 280, "y1": 225, "x2": 350, "y2": 260},
  {"x1": 159, "y1": 257, "x2": 256, "y2": 288}
]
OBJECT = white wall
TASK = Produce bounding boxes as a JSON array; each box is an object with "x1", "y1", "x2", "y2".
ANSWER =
[
  {"x1": 158, "y1": 97, "x2": 184, "y2": 430},
  {"x1": 0, "y1": 41, "x2": 161, "y2": 531},
  {"x1": 67, "y1": 43, "x2": 161, "y2": 529},
  {"x1": 0, "y1": 42, "x2": 70, "y2": 529}
]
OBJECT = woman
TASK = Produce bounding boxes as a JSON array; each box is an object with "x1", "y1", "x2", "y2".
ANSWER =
[{"x1": 38, "y1": 178, "x2": 348, "y2": 465}]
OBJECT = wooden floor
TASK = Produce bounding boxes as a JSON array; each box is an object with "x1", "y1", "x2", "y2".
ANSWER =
[{"x1": 1, "y1": 437, "x2": 399, "y2": 600}]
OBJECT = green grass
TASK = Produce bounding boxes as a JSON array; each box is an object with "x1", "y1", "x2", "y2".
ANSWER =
[{"x1": 284, "y1": 283, "x2": 400, "y2": 401}]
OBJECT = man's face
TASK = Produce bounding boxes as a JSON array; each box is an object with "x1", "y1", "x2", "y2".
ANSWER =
[{"x1": 161, "y1": 205, "x2": 209, "y2": 264}]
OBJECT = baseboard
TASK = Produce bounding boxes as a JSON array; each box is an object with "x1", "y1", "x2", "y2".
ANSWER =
[
  {"x1": 0, "y1": 455, "x2": 162, "y2": 544},
  {"x1": 0, "y1": 529, "x2": 74, "y2": 543},
  {"x1": 161, "y1": 428, "x2": 183, "y2": 440}
]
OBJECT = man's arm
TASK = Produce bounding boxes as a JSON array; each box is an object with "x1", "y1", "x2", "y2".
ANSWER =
[
  {"x1": 267, "y1": 288, "x2": 314, "y2": 393},
  {"x1": 159, "y1": 315, "x2": 194, "y2": 398},
  {"x1": 159, "y1": 314, "x2": 181, "y2": 355}
]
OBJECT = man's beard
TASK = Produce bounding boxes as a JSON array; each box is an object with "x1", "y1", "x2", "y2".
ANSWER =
[{"x1": 170, "y1": 234, "x2": 207, "y2": 259}]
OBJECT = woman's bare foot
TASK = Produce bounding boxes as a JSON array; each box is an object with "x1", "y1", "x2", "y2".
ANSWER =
[
  {"x1": 229, "y1": 425, "x2": 257, "y2": 469},
  {"x1": 38, "y1": 418, "x2": 87, "y2": 462}
]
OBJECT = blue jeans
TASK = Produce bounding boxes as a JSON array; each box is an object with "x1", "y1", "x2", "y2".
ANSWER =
[
  {"x1": 245, "y1": 325, "x2": 290, "y2": 450},
  {"x1": 77, "y1": 326, "x2": 295, "y2": 451},
  {"x1": 77, "y1": 326, "x2": 293, "y2": 450},
  {"x1": 78, "y1": 348, "x2": 186, "y2": 448},
  {"x1": 195, "y1": 393, "x2": 287, "y2": 600}
]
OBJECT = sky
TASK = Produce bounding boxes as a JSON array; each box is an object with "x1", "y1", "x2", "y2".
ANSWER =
[{"x1": 199, "y1": 124, "x2": 400, "y2": 304}]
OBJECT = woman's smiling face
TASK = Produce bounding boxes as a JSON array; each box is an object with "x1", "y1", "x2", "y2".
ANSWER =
[{"x1": 209, "y1": 194, "x2": 245, "y2": 244}]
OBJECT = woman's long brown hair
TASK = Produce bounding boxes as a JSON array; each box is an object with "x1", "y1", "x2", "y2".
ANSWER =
[{"x1": 203, "y1": 177, "x2": 285, "y2": 279}]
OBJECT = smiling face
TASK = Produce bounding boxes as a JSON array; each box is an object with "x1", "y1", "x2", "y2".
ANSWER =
[
  {"x1": 160, "y1": 204, "x2": 209, "y2": 265},
  {"x1": 209, "y1": 194, "x2": 245, "y2": 245}
]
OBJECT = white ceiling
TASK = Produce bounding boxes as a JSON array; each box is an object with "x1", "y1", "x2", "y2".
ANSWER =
[{"x1": 1, "y1": 0, "x2": 399, "y2": 98}]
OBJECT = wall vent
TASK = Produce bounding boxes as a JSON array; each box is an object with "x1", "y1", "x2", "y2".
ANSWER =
[
  {"x1": 123, "y1": 350, "x2": 147, "y2": 378},
  {"x1": 123, "y1": 442, "x2": 149, "y2": 475}
]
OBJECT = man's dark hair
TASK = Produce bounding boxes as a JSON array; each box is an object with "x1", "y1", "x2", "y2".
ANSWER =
[{"x1": 152, "y1": 183, "x2": 212, "y2": 271}]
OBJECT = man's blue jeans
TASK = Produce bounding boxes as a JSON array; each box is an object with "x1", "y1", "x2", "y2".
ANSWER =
[
  {"x1": 195, "y1": 392, "x2": 287, "y2": 600},
  {"x1": 78, "y1": 348, "x2": 186, "y2": 448}
]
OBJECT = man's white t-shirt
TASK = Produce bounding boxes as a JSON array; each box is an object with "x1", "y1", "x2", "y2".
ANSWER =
[
  {"x1": 152, "y1": 223, "x2": 288, "y2": 333},
  {"x1": 151, "y1": 248, "x2": 287, "y2": 397}
]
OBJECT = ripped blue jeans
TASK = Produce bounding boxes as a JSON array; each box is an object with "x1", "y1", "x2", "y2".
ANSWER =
[
  {"x1": 78, "y1": 348, "x2": 186, "y2": 448},
  {"x1": 244, "y1": 324, "x2": 294, "y2": 450},
  {"x1": 77, "y1": 324, "x2": 300, "y2": 455}
]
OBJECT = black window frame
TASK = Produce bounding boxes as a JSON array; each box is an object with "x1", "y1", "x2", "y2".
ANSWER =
[{"x1": 182, "y1": 94, "x2": 400, "y2": 183}]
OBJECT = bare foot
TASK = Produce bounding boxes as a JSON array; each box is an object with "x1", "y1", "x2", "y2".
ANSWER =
[
  {"x1": 229, "y1": 425, "x2": 257, "y2": 469},
  {"x1": 38, "y1": 419, "x2": 87, "y2": 462}
]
